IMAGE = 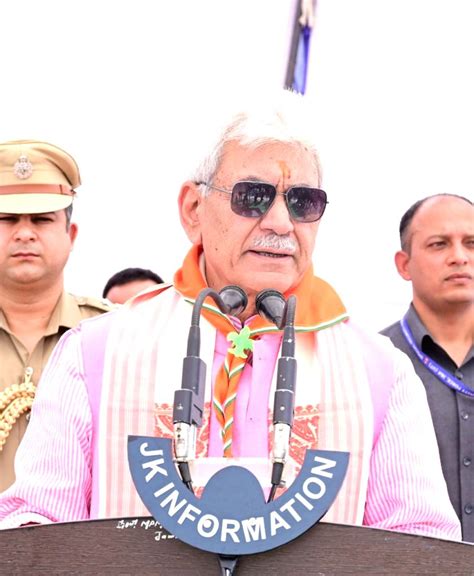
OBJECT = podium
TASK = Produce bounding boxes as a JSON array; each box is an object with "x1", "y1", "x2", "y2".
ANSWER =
[{"x1": 1, "y1": 517, "x2": 472, "y2": 574}]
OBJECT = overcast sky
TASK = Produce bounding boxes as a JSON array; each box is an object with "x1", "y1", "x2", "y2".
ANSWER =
[{"x1": 2, "y1": 0, "x2": 473, "y2": 331}]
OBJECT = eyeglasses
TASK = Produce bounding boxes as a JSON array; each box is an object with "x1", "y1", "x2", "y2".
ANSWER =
[{"x1": 197, "y1": 180, "x2": 328, "y2": 223}]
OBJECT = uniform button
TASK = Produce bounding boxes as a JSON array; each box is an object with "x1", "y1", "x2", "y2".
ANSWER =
[
  {"x1": 454, "y1": 370, "x2": 463, "y2": 379},
  {"x1": 461, "y1": 411, "x2": 470, "y2": 420},
  {"x1": 463, "y1": 457, "x2": 472, "y2": 466},
  {"x1": 464, "y1": 504, "x2": 473, "y2": 515}
]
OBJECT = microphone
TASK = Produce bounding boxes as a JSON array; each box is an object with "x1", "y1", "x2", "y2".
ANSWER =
[
  {"x1": 256, "y1": 289, "x2": 297, "y2": 502},
  {"x1": 173, "y1": 285, "x2": 248, "y2": 491},
  {"x1": 219, "y1": 285, "x2": 248, "y2": 317},
  {"x1": 255, "y1": 289, "x2": 286, "y2": 328}
]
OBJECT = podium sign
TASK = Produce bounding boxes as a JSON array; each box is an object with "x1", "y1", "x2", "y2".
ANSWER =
[{"x1": 128, "y1": 436, "x2": 349, "y2": 555}]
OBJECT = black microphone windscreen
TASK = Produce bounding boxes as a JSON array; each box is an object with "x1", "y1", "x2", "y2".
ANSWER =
[
  {"x1": 255, "y1": 289, "x2": 286, "y2": 328},
  {"x1": 219, "y1": 285, "x2": 248, "y2": 316}
]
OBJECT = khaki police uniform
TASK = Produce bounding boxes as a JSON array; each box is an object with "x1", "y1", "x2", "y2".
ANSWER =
[
  {"x1": 0, "y1": 292, "x2": 112, "y2": 491},
  {"x1": 0, "y1": 139, "x2": 113, "y2": 491}
]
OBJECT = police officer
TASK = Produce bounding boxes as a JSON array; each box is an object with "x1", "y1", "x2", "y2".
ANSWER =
[{"x1": 0, "y1": 140, "x2": 111, "y2": 491}]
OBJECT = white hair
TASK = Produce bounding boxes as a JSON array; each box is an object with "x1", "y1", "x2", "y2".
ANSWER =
[{"x1": 189, "y1": 89, "x2": 323, "y2": 194}]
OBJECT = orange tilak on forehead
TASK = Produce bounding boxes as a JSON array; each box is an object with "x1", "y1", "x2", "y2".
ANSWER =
[{"x1": 277, "y1": 160, "x2": 291, "y2": 182}]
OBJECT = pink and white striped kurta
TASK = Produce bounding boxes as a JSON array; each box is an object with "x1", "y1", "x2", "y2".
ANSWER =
[{"x1": 0, "y1": 294, "x2": 462, "y2": 541}]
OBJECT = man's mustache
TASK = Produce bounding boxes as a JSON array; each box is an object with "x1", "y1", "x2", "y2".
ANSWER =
[{"x1": 251, "y1": 234, "x2": 296, "y2": 253}]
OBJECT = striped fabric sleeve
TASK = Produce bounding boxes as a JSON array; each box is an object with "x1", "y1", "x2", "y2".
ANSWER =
[
  {"x1": 363, "y1": 348, "x2": 462, "y2": 540},
  {"x1": 0, "y1": 326, "x2": 92, "y2": 528}
]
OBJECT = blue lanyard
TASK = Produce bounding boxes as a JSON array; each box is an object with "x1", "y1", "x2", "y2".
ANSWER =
[{"x1": 400, "y1": 316, "x2": 474, "y2": 398}]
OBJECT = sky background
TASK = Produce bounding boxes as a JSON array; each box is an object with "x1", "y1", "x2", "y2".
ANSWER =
[{"x1": 1, "y1": 0, "x2": 473, "y2": 331}]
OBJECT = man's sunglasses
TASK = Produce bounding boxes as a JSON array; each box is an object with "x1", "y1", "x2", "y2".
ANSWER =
[{"x1": 197, "y1": 181, "x2": 328, "y2": 223}]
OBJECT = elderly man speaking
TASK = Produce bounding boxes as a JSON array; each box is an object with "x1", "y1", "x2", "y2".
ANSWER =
[{"x1": 0, "y1": 91, "x2": 461, "y2": 540}]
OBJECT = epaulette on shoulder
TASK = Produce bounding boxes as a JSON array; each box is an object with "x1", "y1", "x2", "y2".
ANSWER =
[{"x1": 74, "y1": 295, "x2": 117, "y2": 312}]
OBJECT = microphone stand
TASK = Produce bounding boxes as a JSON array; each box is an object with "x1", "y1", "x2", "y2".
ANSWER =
[
  {"x1": 175, "y1": 285, "x2": 251, "y2": 576},
  {"x1": 173, "y1": 286, "x2": 248, "y2": 493},
  {"x1": 255, "y1": 292, "x2": 298, "y2": 503},
  {"x1": 173, "y1": 288, "x2": 229, "y2": 493}
]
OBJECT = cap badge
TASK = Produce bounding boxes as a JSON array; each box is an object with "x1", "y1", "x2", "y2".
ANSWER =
[{"x1": 13, "y1": 155, "x2": 34, "y2": 180}]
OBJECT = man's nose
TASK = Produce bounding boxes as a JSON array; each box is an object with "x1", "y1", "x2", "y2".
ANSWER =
[
  {"x1": 13, "y1": 220, "x2": 37, "y2": 242},
  {"x1": 448, "y1": 241, "x2": 469, "y2": 265},
  {"x1": 259, "y1": 194, "x2": 295, "y2": 236}
]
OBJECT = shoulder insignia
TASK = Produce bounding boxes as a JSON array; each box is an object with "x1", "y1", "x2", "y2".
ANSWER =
[{"x1": 75, "y1": 295, "x2": 116, "y2": 312}]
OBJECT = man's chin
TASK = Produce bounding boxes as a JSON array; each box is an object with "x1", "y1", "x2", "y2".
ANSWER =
[
  {"x1": 7, "y1": 271, "x2": 44, "y2": 286},
  {"x1": 444, "y1": 292, "x2": 474, "y2": 306}
]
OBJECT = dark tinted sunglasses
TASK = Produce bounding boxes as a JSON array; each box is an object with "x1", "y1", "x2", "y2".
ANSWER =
[{"x1": 197, "y1": 180, "x2": 328, "y2": 223}]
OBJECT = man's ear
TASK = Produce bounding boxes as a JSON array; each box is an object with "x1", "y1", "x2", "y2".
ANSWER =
[
  {"x1": 394, "y1": 250, "x2": 411, "y2": 281},
  {"x1": 178, "y1": 181, "x2": 203, "y2": 245},
  {"x1": 68, "y1": 222, "x2": 78, "y2": 248}
]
